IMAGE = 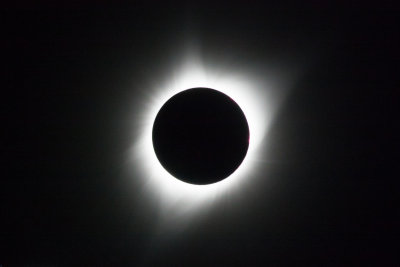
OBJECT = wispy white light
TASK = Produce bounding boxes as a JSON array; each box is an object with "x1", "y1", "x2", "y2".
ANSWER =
[{"x1": 126, "y1": 51, "x2": 287, "y2": 225}]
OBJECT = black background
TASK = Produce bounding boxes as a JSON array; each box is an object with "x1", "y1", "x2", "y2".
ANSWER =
[{"x1": 2, "y1": 1, "x2": 398, "y2": 266}]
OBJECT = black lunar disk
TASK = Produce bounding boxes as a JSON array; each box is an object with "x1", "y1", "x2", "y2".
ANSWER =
[{"x1": 152, "y1": 87, "x2": 249, "y2": 185}]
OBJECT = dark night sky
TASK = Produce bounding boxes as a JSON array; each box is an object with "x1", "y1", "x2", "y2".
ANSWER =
[{"x1": 2, "y1": 2, "x2": 398, "y2": 266}]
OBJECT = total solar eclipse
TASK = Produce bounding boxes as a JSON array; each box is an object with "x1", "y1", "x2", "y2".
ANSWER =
[{"x1": 152, "y1": 87, "x2": 250, "y2": 185}]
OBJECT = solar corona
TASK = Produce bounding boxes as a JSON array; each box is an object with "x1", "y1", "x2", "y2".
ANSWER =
[{"x1": 128, "y1": 56, "x2": 283, "y2": 219}]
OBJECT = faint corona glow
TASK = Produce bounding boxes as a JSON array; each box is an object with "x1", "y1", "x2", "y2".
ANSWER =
[{"x1": 128, "y1": 54, "x2": 283, "y2": 222}]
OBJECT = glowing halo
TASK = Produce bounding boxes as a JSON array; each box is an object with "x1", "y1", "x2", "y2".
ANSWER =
[{"x1": 127, "y1": 53, "x2": 286, "y2": 222}]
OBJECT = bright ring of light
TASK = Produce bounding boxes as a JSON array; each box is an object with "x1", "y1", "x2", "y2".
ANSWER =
[{"x1": 128, "y1": 54, "x2": 282, "y2": 220}]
